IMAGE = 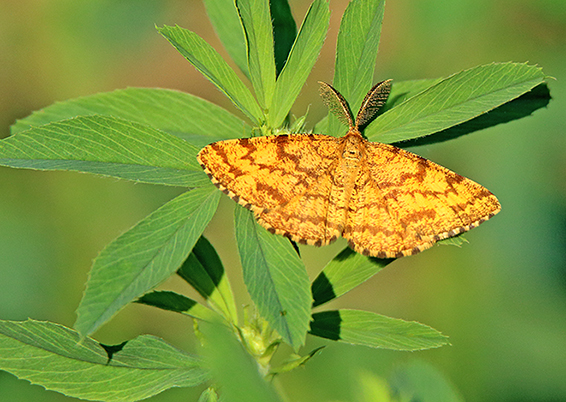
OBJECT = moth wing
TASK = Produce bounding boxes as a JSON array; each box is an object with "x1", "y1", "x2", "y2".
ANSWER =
[
  {"x1": 198, "y1": 134, "x2": 342, "y2": 244},
  {"x1": 344, "y1": 142, "x2": 500, "y2": 258}
]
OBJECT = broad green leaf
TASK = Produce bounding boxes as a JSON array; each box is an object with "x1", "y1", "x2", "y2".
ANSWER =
[
  {"x1": 389, "y1": 361, "x2": 465, "y2": 402},
  {"x1": 234, "y1": 206, "x2": 311, "y2": 349},
  {"x1": 75, "y1": 186, "x2": 221, "y2": 336},
  {"x1": 204, "y1": 0, "x2": 249, "y2": 77},
  {"x1": 177, "y1": 236, "x2": 238, "y2": 324},
  {"x1": 328, "y1": 0, "x2": 385, "y2": 137},
  {"x1": 10, "y1": 88, "x2": 248, "y2": 147},
  {"x1": 310, "y1": 310, "x2": 449, "y2": 351},
  {"x1": 136, "y1": 290, "x2": 220, "y2": 322},
  {"x1": 316, "y1": 77, "x2": 550, "y2": 146},
  {"x1": 366, "y1": 62, "x2": 547, "y2": 143},
  {"x1": 271, "y1": 0, "x2": 330, "y2": 128},
  {"x1": 236, "y1": 0, "x2": 277, "y2": 109},
  {"x1": 270, "y1": 0, "x2": 297, "y2": 76},
  {"x1": 158, "y1": 25, "x2": 263, "y2": 125},
  {"x1": 311, "y1": 247, "x2": 394, "y2": 307},
  {"x1": 0, "y1": 319, "x2": 208, "y2": 402},
  {"x1": 398, "y1": 82, "x2": 551, "y2": 148},
  {"x1": 0, "y1": 115, "x2": 208, "y2": 187},
  {"x1": 381, "y1": 78, "x2": 443, "y2": 113},
  {"x1": 201, "y1": 321, "x2": 283, "y2": 402}
]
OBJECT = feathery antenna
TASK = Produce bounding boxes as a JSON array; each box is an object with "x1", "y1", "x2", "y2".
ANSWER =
[
  {"x1": 355, "y1": 79, "x2": 392, "y2": 130},
  {"x1": 318, "y1": 81, "x2": 354, "y2": 129}
]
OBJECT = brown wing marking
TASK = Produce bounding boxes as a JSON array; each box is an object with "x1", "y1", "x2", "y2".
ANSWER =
[
  {"x1": 344, "y1": 142, "x2": 501, "y2": 258},
  {"x1": 198, "y1": 134, "x2": 342, "y2": 245}
]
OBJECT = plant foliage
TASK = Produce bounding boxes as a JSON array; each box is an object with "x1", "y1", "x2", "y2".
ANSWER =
[{"x1": 0, "y1": 0, "x2": 549, "y2": 400}]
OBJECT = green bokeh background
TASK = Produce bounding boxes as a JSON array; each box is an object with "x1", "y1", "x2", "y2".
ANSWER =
[{"x1": 1, "y1": 0, "x2": 565, "y2": 401}]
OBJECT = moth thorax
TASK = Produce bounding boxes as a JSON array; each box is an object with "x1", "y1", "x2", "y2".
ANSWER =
[{"x1": 342, "y1": 130, "x2": 364, "y2": 161}]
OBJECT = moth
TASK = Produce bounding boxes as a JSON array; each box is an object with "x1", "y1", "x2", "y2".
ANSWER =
[{"x1": 197, "y1": 81, "x2": 500, "y2": 258}]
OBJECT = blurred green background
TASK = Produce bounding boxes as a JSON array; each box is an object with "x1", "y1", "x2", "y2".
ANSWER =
[{"x1": 1, "y1": 0, "x2": 565, "y2": 401}]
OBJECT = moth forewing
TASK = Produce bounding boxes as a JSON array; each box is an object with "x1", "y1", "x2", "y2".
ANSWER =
[
  {"x1": 355, "y1": 79, "x2": 392, "y2": 130},
  {"x1": 318, "y1": 81, "x2": 354, "y2": 129},
  {"x1": 198, "y1": 80, "x2": 501, "y2": 259}
]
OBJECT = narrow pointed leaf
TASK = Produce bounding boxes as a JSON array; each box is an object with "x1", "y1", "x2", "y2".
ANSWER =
[
  {"x1": 177, "y1": 236, "x2": 238, "y2": 323},
  {"x1": 271, "y1": 0, "x2": 330, "y2": 128},
  {"x1": 0, "y1": 115, "x2": 208, "y2": 187},
  {"x1": 75, "y1": 186, "x2": 221, "y2": 336},
  {"x1": 234, "y1": 206, "x2": 311, "y2": 349},
  {"x1": 312, "y1": 247, "x2": 394, "y2": 307},
  {"x1": 10, "y1": 88, "x2": 248, "y2": 147},
  {"x1": 270, "y1": 0, "x2": 297, "y2": 75},
  {"x1": 158, "y1": 25, "x2": 263, "y2": 125},
  {"x1": 236, "y1": 0, "x2": 277, "y2": 108},
  {"x1": 136, "y1": 290, "x2": 220, "y2": 322},
  {"x1": 328, "y1": 0, "x2": 385, "y2": 136},
  {"x1": 310, "y1": 310, "x2": 449, "y2": 351},
  {"x1": 0, "y1": 319, "x2": 208, "y2": 402},
  {"x1": 366, "y1": 62, "x2": 547, "y2": 143},
  {"x1": 204, "y1": 0, "x2": 249, "y2": 77}
]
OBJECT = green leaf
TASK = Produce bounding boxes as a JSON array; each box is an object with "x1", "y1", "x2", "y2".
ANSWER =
[
  {"x1": 204, "y1": 0, "x2": 249, "y2": 78},
  {"x1": 10, "y1": 88, "x2": 248, "y2": 147},
  {"x1": 0, "y1": 115, "x2": 208, "y2": 187},
  {"x1": 398, "y1": 82, "x2": 551, "y2": 148},
  {"x1": 270, "y1": 0, "x2": 297, "y2": 76},
  {"x1": 310, "y1": 310, "x2": 449, "y2": 351},
  {"x1": 328, "y1": 0, "x2": 385, "y2": 137},
  {"x1": 382, "y1": 78, "x2": 443, "y2": 113},
  {"x1": 270, "y1": 0, "x2": 330, "y2": 128},
  {"x1": 234, "y1": 206, "x2": 311, "y2": 349},
  {"x1": 312, "y1": 247, "x2": 394, "y2": 308},
  {"x1": 236, "y1": 0, "x2": 277, "y2": 109},
  {"x1": 177, "y1": 236, "x2": 238, "y2": 324},
  {"x1": 75, "y1": 186, "x2": 221, "y2": 336},
  {"x1": 136, "y1": 290, "x2": 220, "y2": 322},
  {"x1": 158, "y1": 25, "x2": 264, "y2": 125},
  {"x1": 201, "y1": 321, "x2": 283, "y2": 402},
  {"x1": 316, "y1": 77, "x2": 550, "y2": 144},
  {"x1": 0, "y1": 319, "x2": 208, "y2": 402},
  {"x1": 366, "y1": 62, "x2": 547, "y2": 143}
]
